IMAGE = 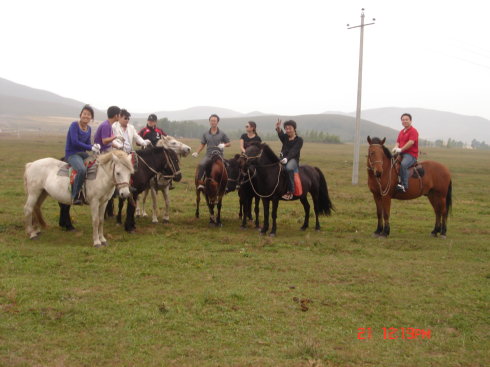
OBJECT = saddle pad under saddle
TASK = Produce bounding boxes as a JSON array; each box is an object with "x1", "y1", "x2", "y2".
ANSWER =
[
  {"x1": 57, "y1": 160, "x2": 98, "y2": 181},
  {"x1": 410, "y1": 164, "x2": 425, "y2": 178}
]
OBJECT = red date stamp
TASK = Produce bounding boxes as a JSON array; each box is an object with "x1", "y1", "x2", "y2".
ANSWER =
[{"x1": 357, "y1": 327, "x2": 431, "y2": 340}]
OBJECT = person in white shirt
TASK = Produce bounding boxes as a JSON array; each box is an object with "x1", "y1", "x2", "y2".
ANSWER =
[{"x1": 112, "y1": 109, "x2": 151, "y2": 153}]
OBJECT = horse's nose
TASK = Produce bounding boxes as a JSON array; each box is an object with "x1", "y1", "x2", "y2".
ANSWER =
[
  {"x1": 119, "y1": 187, "x2": 131, "y2": 198},
  {"x1": 375, "y1": 170, "x2": 382, "y2": 178},
  {"x1": 174, "y1": 173, "x2": 182, "y2": 182}
]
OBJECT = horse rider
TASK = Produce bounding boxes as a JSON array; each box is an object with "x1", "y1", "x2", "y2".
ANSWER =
[
  {"x1": 64, "y1": 104, "x2": 101, "y2": 205},
  {"x1": 94, "y1": 106, "x2": 123, "y2": 153},
  {"x1": 240, "y1": 121, "x2": 262, "y2": 153},
  {"x1": 192, "y1": 114, "x2": 231, "y2": 190},
  {"x1": 138, "y1": 114, "x2": 167, "y2": 147},
  {"x1": 112, "y1": 109, "x2": 151, "y2": 153},
  {"x1": 275, "y1": 119, "x2": 304, "y2": 200},
  {"x1": 392, "y1": 113, "x2": 419, "y2": 192}
]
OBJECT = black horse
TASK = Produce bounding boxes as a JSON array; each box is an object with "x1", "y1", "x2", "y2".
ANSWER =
[
  {"x1": 238, "y1": 174, "x2": 261, "y2": 229},
  {"x1": 58, "y1": 147, "x2": 181, "y2": 233},
  {"x1": 241, "y1": 143, "x2": 333, "y2": 236}
]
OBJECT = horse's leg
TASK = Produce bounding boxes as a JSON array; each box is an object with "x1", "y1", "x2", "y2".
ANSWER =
[
  {"x1": 300, "y1": 196, "x2": 310, "y2": 231},
  {"x1": 116, "y1": 197, "x2": 125, "y2": 224},
  {"x1": 311, "y1": 192, "x2": 321, "y2": 231},
  {"x1": 150, "y1": 186, "x2": 159, "y2": 223},
  {"x1": 372, "y1": 194, "x2": 383, "y2": 236},
  {"x1": 269, "y1": 199, "x2": 279, "y2": 237},
  {"x1": 428, "y1": 192, "x2": 442, "y2": 237},
  {"x1": 254, "y1": 196, "x2": 260, "y2": 229},
  {"x1": 59, "y1": 203, "x2": 75, "y2": 231},
  {"x1": 90, "y1": 200, "x2": 102, "y2": 247},
  {"x1": 24, "y1": 191, "x2": 41, "y2": 239},
  {"x1": 140, "y1": 189, "x2": 149, "y2": 217},
  {"x1": 261, "y1": 199, "x2": 270, "y2": 235},
  {"x1": 195, "y1": 190, "x2": 201, "y2": 218},
  {"x1": 216, "y1": 198, "x2": 223, "y2": 227},
  {"x1": 161, "y1": 186, "x2": 170, "y2": 223},
  {"x1": 105, "y1": 197, "x2": 114, "y2": 218},
  {"x1": 135, "y1": 191, "x2": 143, "y2": 217},
  {"x1": 33, "y1": 190, "x2": 48, "y2": 234},
  {"x1": 381, "y1": 197, "x2": 391, "y2": 237},
  {"x1": 124, "y1": 193, "x2": 137, "y2": 232},
  {"x1": 206, "y1": 195, "x2": 216, "y2": 225},
  {"x1": 98, "y1": 200, "x2": 110, "y2": 246}
]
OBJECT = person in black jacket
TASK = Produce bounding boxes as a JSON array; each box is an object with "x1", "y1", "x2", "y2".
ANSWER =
[
  {"x1": 275, "y1": 119, "x2": 303, "y2": 200},
  {"x1": 138, "y1": 114, "x2": 167, "y2": 146}
]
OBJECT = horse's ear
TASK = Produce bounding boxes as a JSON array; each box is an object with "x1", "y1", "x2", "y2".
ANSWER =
[
  {"x1": 367, "y1": 136, "x2": 372, "y2": 144},
  {"x1": 381, "y1": 137, "x2": 386, "y2": 145}
]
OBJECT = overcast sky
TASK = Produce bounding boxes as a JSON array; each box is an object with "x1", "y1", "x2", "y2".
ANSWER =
[{"x1": 1, "y1": 0, "x2": 489, "y2": 119}]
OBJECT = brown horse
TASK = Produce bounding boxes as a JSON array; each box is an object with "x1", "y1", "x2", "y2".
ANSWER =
[
  {"x1": 367, "y1": 136, "x2": 452, "y2": 237},
  {"x1": 195, "y1": 153, "x2": 240, "y2": 226}
]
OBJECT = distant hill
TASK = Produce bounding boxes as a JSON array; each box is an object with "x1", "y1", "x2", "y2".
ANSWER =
[
  {"x1": 190, "y1": 114, "x2": 399, "y2": 143},
  {"x1": 348, "y1": 107, "x2": 490, "y2": 143},
  {"x1": 134, "y1": 106, "x2": 268, "y2": 121}
]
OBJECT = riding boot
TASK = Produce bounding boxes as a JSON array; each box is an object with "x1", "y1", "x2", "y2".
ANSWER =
[{"x1": 169, "y1": 180, "x2": 175, "y2": 190}]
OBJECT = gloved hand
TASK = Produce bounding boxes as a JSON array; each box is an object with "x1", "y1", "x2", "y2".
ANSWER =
[
  {"x1": 143, "y1": 139, "x2": 152, "y2": 147},
  {"x1": 91, "y1": 144, "x2": 101, "y2": 153},
  {"x1": 392, "y1": 147, "x2": 402, "y2": 154},
  {"x1": 113, "y1": 140, "x2": 123, "y2": 149},
  {"x1": 192, "y1": 152, "x2": 199, "y2": 158},
  {"x1": 115, "y1": 135, "x2": 125, "y2": 142},
  {"x1": 280, "y1": 158, "x2": 288, "y2": 164},
  {"x1": 217, "y1": 143, "x2": 225, "y2": 150}
]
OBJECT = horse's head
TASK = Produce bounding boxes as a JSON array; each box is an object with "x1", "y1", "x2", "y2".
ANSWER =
[
  {"x1": 99, "y1": 150, "x2": 134, "y2": 199},
  {"x1": 162, "y1": 148, "x2": 182, "y2": 182},
  {"x1": 157, "y1": 135, "x2": 191, "y2": 157},
  {"x1": 367, "y1": 136, "x2": 390, "y2": 177},
  {"x1": 225, "y1": 154, "x2": 241, "y2": 193}
]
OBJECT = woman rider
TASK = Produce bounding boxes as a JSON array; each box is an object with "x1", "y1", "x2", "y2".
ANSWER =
[
  {"x1": 65, "y1": 105, "x2": 101, "y2": 205},
  {"x1": 240, "y1": 121, "x2": 262, "y2": 153},
  {"x1": 275, "y1": 119, "x2": 303, "y2": 200}
]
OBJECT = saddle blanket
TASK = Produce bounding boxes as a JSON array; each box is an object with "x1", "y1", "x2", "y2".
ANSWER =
[{"x1": 57, "y1": 160, "x2": 98, "y2": 183}]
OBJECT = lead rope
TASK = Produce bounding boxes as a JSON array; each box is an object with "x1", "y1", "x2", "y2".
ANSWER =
[{"x1": 247, "y1": 163, "x2": 282, "y2": 198}]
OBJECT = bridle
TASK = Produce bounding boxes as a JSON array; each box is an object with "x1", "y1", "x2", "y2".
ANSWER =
[
  {"x1": 242, "y1": 148, "x2": 283, "y2": 198},
  {"x1": 136, "y1": 148, "x2": 181, "y2": 180},
  {"x1": 367, "y1": 144, "x2": 396, "y2": 197}
]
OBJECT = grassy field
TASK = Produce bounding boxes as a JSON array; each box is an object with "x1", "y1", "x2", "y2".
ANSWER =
[{"x1": 0, "y1": 133, "x2": 489, "y2": 367}]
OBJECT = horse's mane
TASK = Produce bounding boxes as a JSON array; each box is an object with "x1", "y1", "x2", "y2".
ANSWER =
[
  {"x1": 98, "y1": 150, "x2": 133, "y2": 171},
  {"x1": 206, "y1": 153, "x2": 224, "y2": 177},
  {"x1": 370, "y1": 137, "x2": 392, "y2": 159},
  {"x1": 260, "y1": 143, "x2": 280, "y2": 163}
]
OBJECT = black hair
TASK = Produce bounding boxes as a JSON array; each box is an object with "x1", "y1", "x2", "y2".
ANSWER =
[
  {"x1": 120, "y1": 109, "x2": 131, "y2": 119},
  {"x1": 401, "y1": 113, "x2": 412, "y2": 121},
  {"x1": 209, "y1": 114, "x2": 220, "y2": 122},
  {"x1": 248, "y1": 121, "x2": 257, "y2": 133},
  {"x1": 107, "y1": 106, "x2": 121, "y2": 119},
  {"x1": 80, "y1": 104, "x2": 94, "y2": 119},
  {"x1": 283, "y1": 120, "x2": 297, "y2": 130}
]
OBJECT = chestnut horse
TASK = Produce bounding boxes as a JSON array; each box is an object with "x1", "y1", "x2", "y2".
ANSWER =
[{"x1": 367, "y1": 136, "x2": 452, "y2": 237}]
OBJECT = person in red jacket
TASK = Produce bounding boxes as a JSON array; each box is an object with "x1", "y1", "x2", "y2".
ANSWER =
[
  {"x1": 392, "y1": 113, "x2": 419, "y2": 192},
  {"x1": 138, "y1": 114, "x2": 166, "y2": 146}
]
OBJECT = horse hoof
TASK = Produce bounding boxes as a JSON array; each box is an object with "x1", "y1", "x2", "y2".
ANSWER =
[
  {"x1": 152, "y1": 219, "x2": 158, "y2": 224},
  {"x1": 440, "y1": 235, "x2": 447, "y2": 239},
  {"x1": 315, "y1": 227, "x2": 320, "y2": 232},
  {"x1": 269, "y1": 233, "x2": 276, "y2": 238},
  {"x1": 162, "y1": 219, "x2": 170, "y2": 224},
  {"x1": 240, "y1": 225, "x2": 247, "y2": 230},
  {"x1": 300, "y1": 226, "x2": 307, "y2": 231},
  {"x1": 30, "y1": 234, "x2": 39, "y2": 240},
  {"x1": 65, "y1": 225, "x2": 76, "y2": 232},
  {"x1": 372, "y1": 233, "x2": 381, "y2": 238},
  {"x1": 215, "y1": 223, "x2": 223, "y2": 227},
  {"x1": 101, "y1": 241, "x2": 109, "y2": 247},
  {"x1": 94, "y1": 243, "x2": 102, "y2": 248},
  {"x1": 142, "y1": 213, "x2": 148, "y2": 218}
]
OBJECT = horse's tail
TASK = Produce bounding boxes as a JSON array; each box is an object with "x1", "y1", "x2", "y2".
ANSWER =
[
  {"x1": 446, "y1": 180, "x2": 452, "y2": 215},
  {"x1": 315, "y1": 167, "x2": 334, "y2": 216},
  {"x1": 24, "y1": 162, "x2": 32, "y2": 194}
]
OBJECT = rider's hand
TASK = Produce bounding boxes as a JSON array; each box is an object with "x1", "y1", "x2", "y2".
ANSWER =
[
  {"x1": 392, "y1": 147, "x2": 402, "y2": 154},
  {"x1": 113, "y1": 140, "x2": 123, "y2": 149},
  {"x1": 217, "y1": 143, "x2": 225, "y2": 150},
  {"x1": 144, "y1": 139, "x2": 152, "y2": 147},
  {"x1": 275, "y1": 119, "x2": 282, "y2": 129},
  {"x1": 115, "y1": 135, "x2": 124, "y2": 142},
  {"x1": 192, "y1": 152, "x2": 199, "y2": 158},
  {"x1": 280, "y1": 158, "x2": 288, "y2": 164},
  {"x1": 91, "y1": 144, "x2": 101, "y2": 153}
]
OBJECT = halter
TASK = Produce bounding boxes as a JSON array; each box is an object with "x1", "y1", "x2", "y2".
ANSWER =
[
  {"x1": 367, "y1": 144, "x2": 396, "y2": 197},
  {"x1": 111, "y1": 160, "x2": 131, "y2": 189}
]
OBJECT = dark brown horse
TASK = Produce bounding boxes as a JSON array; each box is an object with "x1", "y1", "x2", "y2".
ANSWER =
[
  {"x1": 367, "y1": 136, "x2": 452, "y2": 237},
  {"x1": 241, "y1": 143, "x2": 333, "y2": 236},
  {"x1": 195, "y1": 153, "x2": 240, "y2": 226}
]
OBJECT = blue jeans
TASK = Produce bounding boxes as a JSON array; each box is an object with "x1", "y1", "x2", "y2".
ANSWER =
[
  {"x1": 285, "y1": 159, "x2": 298, "y2": 193},
  {"x1": 66, "y1": 152, "x2": 88, "y2": 200},
  {"x1": 399, "y1": 153, "x2": 417, "y2": 189}
]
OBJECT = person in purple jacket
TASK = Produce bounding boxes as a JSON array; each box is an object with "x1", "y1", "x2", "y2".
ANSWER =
[
  {"x1": 65, "y1": 104, "x2": 101, "y2": 205},
  {"x1": 94, "y1": 106, "x2": 122, "y2": 153}
]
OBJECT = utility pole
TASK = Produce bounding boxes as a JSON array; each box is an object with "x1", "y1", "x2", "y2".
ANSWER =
[{"x1": 348, "y1": 9, "x2": 375, "y2": 184}]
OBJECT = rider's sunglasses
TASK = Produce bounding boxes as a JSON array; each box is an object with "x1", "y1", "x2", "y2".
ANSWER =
[{"x1": 245, "y1": 125, "x2": 250, "y2": 128}]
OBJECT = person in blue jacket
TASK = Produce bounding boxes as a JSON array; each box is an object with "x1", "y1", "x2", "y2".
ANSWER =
[{"x1": 64, "y1": 104, "x2": 100, "y2": 205}]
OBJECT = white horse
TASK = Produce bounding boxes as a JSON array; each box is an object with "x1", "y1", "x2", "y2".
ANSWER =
[
  {"x1": 136, "y1": 135, "x2": 191, "y2": 223},
  {"x1": 24, "y1": 150, "x2": 134, "y2": 247}
]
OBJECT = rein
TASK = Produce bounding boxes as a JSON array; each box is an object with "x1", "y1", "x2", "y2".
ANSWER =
[
  {"x1": 136, "y1": 149, "x2": 181, "y2": 179},
  {"x1": 247, "y1": 163, "x2": 283, "y2": 198}
]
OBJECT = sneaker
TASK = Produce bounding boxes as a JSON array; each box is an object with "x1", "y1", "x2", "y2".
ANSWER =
[
  {"x1": 282, "y1": 192, "x2": 293, "y2": 200},
  {"x1": 396, "y1": 184, "x2": 406, "y2": 192},
  {"x1": 197, "y1": 184, "x2": 205, "y2": 191},
  {"x1": 169, "y1": 182, "x2": 175, "y2": 190},
  {"x1": 72, "y1": 198, "x2": 83, "y2": 205}
]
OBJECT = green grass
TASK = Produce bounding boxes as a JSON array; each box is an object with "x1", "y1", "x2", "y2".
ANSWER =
[{"x1": 0, "y1": 133, "x2": 489, "y2": 366}]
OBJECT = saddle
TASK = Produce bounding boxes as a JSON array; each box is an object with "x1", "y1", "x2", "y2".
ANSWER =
[
  {"x1": 57, "y1": 158, "x2": 98, "y2": 189},
  {"x1": 395, "y1": 156, "x2": 425, "y2": 178}
]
